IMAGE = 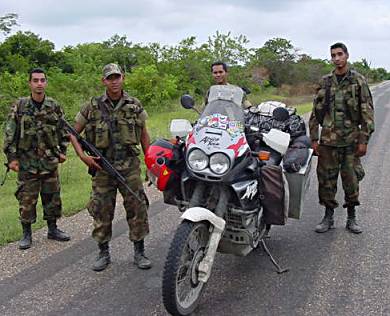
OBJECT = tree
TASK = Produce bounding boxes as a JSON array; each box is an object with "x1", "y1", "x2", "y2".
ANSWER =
[
  {"x1": 0, "y1": 13, "x2": 18, "y2": 36},
  {"x1": 102, "y1": 34, "x2": 137, "y2": 71},
  {"x1": 207, "y1": 31, "x2": 250, "y2": 65},
  {"x1": 250, "y1": 38, "x2": 297, "y2": 86},
  {"x1": 294, "y1": 54, "x2": 332, "y2": 83},
  {"x1": 351, "y1": 58, "x2": 372, "y2": 80},
  {"x1": 156, "y1": 36, "x2": 213, "y2": 96},
  {"x1": 124, "y1": 64, "x2": 178, "y2": 109},
  {"x1": 372, "y1": 67, "x2": 389, "y2": 81},
  {"x1": 0, "y1": 31, "x2": 58, "y2": 73},
  {"x1": 262, "y1": 38, "x2": 296, "y2": 62}
]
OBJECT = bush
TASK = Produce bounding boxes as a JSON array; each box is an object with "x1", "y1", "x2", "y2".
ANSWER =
[
  {"x1": 124, "y1": 64, "x2": 178, "y2": 109},
  {"x1": 0, "y1": 71, "x2": 29, "y2": 123}
]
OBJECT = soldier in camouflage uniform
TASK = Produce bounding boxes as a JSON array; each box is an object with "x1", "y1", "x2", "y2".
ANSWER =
[
  {"x1": 3, "y1": 68, "x2": 71, "y2": 250},
  {"x1": 70, "y1": 63, "x2": 151, "y2": 271},
  {"x1": 309, "y1": 43, "x2": 375, "y2": 234}
]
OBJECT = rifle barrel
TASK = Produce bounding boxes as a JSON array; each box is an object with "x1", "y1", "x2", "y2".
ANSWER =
[{"x1": 63, "y1": 120, "x2": 142, "y2": 202}]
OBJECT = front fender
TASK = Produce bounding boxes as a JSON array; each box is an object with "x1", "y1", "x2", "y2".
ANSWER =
[
  {"x1": 181, "y1": 207, "x2": 226, "y2": 283},
  {"x1": 181, "y1": 207, "x2": 225, "y2": 232}
]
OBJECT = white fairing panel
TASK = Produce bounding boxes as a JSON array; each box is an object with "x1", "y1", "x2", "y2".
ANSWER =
[
  {"x1": 262, "y1": 128, "x2": 291, "y2": 155},
  {"x1": 170, "y1": 119, "x2": 193, "y2": 138}
]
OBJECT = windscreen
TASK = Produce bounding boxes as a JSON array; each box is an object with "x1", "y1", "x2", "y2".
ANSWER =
[{"x1": 197, "y1": 100, "x2": 244, "y2": 134}]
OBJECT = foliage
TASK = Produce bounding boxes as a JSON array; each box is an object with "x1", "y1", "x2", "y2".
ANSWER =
[
  {"x1": 0, "y1": 31, "x2": 61, "y2": 73},
  {"x1": 155, "y1": 37, "x2": 212, "y2": 96},
  {"x1": 124, "y1": 64, "x2": 178, "y2": 109},
  {"x1": 0, "y1": 71, "x2": 28, "y2": 122},
  {"x1": 0, "y1": 28, "x2": 388, "y2": 126},
  {"x1": 207, "y1": 31, "x2": 250, "y2": 66}
]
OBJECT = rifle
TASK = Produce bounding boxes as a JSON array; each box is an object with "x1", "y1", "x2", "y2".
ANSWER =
[{"x1": 62, "y1": 119, "x2": 142, "y2": 203}]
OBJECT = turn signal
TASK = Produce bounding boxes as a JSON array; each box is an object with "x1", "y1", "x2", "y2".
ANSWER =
[{"x1": 258, "y1": 151, "x2": 270, "y2": 161}]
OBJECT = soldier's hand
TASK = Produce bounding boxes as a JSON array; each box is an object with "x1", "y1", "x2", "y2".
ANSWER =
[
  {"x1": 355, "y1": 144, "x2": 367, "y2": 157},
  {"x1": 59, "y1": 153, "x2": 67, "y2": 163},
  {"x1": 8, "y1": 160, "x2": 19, "y2": 172},
  {"x1": 311, "y1": 141, "x2": 320, "y2": 156},
  {"x1": 81, "y1": 155, "x2": 102, "y2": 171}
]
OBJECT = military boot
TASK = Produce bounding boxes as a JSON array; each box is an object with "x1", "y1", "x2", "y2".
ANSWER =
[
  {"x1": 47, "y1": 220, "x2": 71, "y2": 241},
  {"x1": 315, "y1": 207, "x2": 335, "y2": 233},
  {"x1": 19, "y1": 223, "x2": 32, "y2": 250},
  {"x1": 346, "y1": 207, "x2": 363, "y2": 234},
  {"x1": 133, "y1": 240, "x2": 152, "y2": 269},
  {"x1": 92, "y1": 242, "x2": 111, "y2": 271}
]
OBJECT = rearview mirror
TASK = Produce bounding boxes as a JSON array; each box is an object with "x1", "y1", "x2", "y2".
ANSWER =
[{"x1": 180, "y1": 94, "x2": 195, "y2": 109}]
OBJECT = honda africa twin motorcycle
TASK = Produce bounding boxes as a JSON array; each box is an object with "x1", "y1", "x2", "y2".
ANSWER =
[{"x1": 145, "y1": 85, "x2": 295, "y2": 316}]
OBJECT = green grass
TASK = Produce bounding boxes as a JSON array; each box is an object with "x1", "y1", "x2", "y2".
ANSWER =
[
  {"x1": 147, "y1": 105, "x2": 199, "y2": 140},
  {"x1": 0, "y1": 147, "x2": 92, "y2": 246},
  {"x1": 295, "y1": 102, "x2": 313, "y2": 115},
  {"x1": 249, "y1": 88, "x2": 287, "y2": 105},
  {"x1": 0, "y1": 92, "x2": 313, "y2": 246}
]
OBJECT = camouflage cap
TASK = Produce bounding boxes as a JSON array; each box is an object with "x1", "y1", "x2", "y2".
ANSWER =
[{"x1": 102, "y1": 63, "x2": 122, "y2": 79}]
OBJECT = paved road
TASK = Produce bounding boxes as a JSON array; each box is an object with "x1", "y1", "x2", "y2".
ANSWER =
[{"x1": 1, "y1": 82, "x2": 390, "y2": 316}]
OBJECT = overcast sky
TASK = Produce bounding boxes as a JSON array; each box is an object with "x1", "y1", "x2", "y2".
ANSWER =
[{"x1": 1, "y1": 0, "x2": 390, "y2": 70}]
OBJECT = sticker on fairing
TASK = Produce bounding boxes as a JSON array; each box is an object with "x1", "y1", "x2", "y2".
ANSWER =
[
  {"x1": 200, "y1": 136, "x2": 220, "y2": 146},
  {"x1": 241, "y1": 180, "x2": 258, "y2": 200}
]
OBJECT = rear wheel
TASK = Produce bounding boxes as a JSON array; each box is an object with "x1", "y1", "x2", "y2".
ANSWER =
[{"x1": 162, "y1": 220, "x2": 210, "y2": 316}]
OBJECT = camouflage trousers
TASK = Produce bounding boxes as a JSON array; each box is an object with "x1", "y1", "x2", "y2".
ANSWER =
[
  {"x1": 87, "y1": 161, "x2": 149, "y2": 244},
  {"x1": 15, "y1": 170, "x2": 62, "y2": 224},
  {"x1": 317, "y1": 144, "x2": 365, "y2": 209}
]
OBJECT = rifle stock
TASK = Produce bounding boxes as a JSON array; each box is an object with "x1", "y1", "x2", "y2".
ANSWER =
[{"x1": 63, "y1": 120, "x2": 142, "y2": 203}]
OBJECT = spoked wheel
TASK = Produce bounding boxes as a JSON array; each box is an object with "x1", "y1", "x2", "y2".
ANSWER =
[{"x1": 162, "y1": 220, "x2": 210, "y2": 316}]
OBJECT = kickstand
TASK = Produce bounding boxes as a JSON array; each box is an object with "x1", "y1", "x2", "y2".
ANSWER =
[{"x1": 261, "y1": 239, "x2": 289, "y2": 274}]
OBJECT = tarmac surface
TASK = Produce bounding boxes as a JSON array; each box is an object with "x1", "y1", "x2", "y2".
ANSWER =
[{"x1": 1, "y1": 81, "x2": 390, "y2": 316}]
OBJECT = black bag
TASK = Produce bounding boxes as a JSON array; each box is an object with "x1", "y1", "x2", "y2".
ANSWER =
[
  {"x1": 260, "y1": 165, "x2": 289, "y2": 225},
  {"x1": 283, "y1": 135, "x2": 311, "y2": 173},
  {"x1": 244, "y1": 109, "x2": 306, "y2": 137}
]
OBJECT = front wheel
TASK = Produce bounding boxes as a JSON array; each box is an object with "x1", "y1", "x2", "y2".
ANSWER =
[{"x1": 162, "y1": 220, "x2": 210, "y2": 316}]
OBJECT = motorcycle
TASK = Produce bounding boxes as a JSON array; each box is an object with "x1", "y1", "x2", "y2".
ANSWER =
[{"x1": 145, "y1": 85, "x2": 306, "y2": 316}]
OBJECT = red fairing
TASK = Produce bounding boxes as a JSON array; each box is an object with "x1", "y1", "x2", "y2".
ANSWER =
[
  {"x1": 145, "y1": 139, "x2": 176, "y2": 191},
  {"x1": 186, "y1": 132, "x2": 195, "y2": 147},
  {"x1": 227, "y1": 136, "x2": 247, "y2": 157}
]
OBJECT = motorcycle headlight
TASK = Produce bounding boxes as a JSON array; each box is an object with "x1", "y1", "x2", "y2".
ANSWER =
[
  {"x1": 209, "y1": 153, "x2": 230, "y2": 175},
  {"x1": 188, "y1": 149, "x2": 208, "y2": 171}
]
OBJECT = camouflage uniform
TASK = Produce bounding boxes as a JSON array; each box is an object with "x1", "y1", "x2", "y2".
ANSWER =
[
  {"x1": 3, "y1": 97, "x2": 68, "y2": 223},
  {"x1": 309, "y1": 69, "x2": 375, "y2": 209},
  {"x1": 75, "y1": 92, "x2": 149, "y2": 243}
]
